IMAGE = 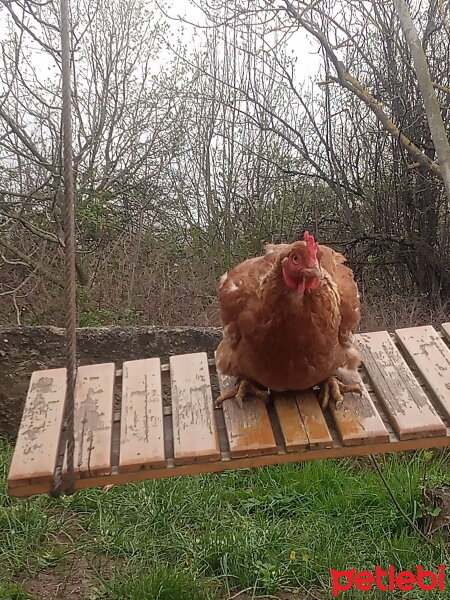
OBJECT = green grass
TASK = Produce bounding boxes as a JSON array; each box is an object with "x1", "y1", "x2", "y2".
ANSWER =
[{"x1": 0, "y1": 438, "x2": 449, "y2": 599}]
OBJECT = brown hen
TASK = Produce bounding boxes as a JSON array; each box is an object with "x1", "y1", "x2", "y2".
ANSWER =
[{"x1": 216, "y1": 232, "x2": 361, "y2": 410}]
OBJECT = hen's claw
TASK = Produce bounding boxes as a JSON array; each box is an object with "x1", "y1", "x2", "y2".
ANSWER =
[
  {"x1": 216, "y1": 379, "x2": 269, "y2": 408},
  {"x1": 319, "y1": 376, "x2": 362, "y2": 411}
]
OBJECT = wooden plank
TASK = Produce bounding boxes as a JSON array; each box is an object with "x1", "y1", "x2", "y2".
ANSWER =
[
  {"x1": 295, "y1": 391, "x2": 333, "y2": 448},
  {"x1": 396, "y1": 326, "x2": 450, "y2": 423},
  {"x1": 120, "y1": 358, "x2": 165, "y2": 472},
  {"x1": 274, "y1": 393, "x2": 309, "y2": 451},
  {"x1": 329, "y1": 374, "x2": 390, "y2": 446},
  {"x1": 216, "y1": 371, "x2": 277, "y2": 457},
  {"x1": 357, "y1": 332, "x2": 446, "y2": 440},
  {"x1": 8, "y1": 368, "x2": 66, "y2": 488},
  {"x1": 67, "y1": 363, "x2": 115, "y2": 477},
  {"x1": 170, "y1": 353, "x2": 220, "y2": 465},
  {"x1": 10, "y1": 426, "x2": 450, "y2": 498},
  {"x1": 441, "y1": 322, "x2": 450, "y2": 343}
]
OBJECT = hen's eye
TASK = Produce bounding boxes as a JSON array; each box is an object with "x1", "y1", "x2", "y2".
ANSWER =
[{"x1": 292, "y1": 254, "x2": 299, "y2": 265}]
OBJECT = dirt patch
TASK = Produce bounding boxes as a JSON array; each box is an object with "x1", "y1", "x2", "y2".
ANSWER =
[
  {"x1": 18, "y1": 563, "x2": 325, "y2": 600},
  {"x1": 18, "y1": 553, "x2": 115, "y2": 600},
  {"x1": 19, "y1": 555, "x2": 94, "y2": 600},
  {"x1": 422, "y1": 485, "x2": 450, "y2": 535}
]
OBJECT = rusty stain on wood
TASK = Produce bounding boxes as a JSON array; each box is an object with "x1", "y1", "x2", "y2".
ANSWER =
[
  {"x1": 216, "y1": 370, "x2": 277, "y2": 457},
  {"x1": 295, "y1": 391, "x2": 333, "y2": 448},
  {"x1": 329, "y1": 374, "x2": 389, "y2": 446},
  {"x1": 274, "y1": 392, "x2": 309, "y2": 451}
]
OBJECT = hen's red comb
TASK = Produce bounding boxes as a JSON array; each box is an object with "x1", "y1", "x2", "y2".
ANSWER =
[{"x1": 304, "y1": 231, "x2": 319, "y2": 260}]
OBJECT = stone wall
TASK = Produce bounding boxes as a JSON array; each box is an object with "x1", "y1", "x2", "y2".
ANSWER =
[{"x1": 0, "y1": 326, "x2": 222, "y2": 438}]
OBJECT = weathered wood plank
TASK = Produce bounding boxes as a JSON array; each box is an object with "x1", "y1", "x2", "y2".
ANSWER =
[
  {"x1": 8, "y1": 368, "x2": 66, "y2": 488},
  {"x1": 11, "y1": 323, "x2": 450, "y2": 498},
  {"x1": 396, "y1": 326, "x2": 450, "y2": 423},
  {"x1": 329, "y1": 374, "x2": 390, "y2": 446},
  {"x1": 216, "y1": 371, "x2": 277, "y2": 457},
  {"x1": 120, "y1": 358, "x2": 165, "y2": 472},
  {"x1": 295, "y1": 391, "x2": 333, "y2": 448},
  {"x1": 274, "y1": 393, "x2": 309, "y2": 451},
  {"x1": 441, "y1": 322, "x2": 450, "y2": 343},
  {"x1": 10, "y1": 428, "x2": 450, "y2": 498},
  {"x1": 66, "y1": 363, "x2": 115, "y2": 477},
  {"x1": 357, "y1": 332, "x2": 446, "y2": 440},
  {"x1": 170, "y1": 353, "x2": 220, "y2": 465}
]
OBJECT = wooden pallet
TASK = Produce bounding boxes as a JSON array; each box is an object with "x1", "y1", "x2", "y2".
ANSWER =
[{"x1": 8, "y1": 324, "x2": 450, "y2": 498}]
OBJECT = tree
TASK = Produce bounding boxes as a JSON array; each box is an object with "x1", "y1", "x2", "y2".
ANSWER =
[
  {"x1": 393, "y1": 0, "x2": 450, "y2": 200},
  {"x1": 190, "y1": 0, "x2": 450, "y2": 301}
]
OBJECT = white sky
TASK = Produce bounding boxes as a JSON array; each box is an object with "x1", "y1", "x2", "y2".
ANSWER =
[
  {"x1": 168, "y1": 0, "x2": 321, "y2": 81},
  {"x1": 0, "y1": 0, "x2": 322, "y2": 97}
]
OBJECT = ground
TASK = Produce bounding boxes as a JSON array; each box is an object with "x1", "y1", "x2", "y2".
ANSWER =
[{"x1": 1, "y1": 440, "x2": 450, "y2": 599}]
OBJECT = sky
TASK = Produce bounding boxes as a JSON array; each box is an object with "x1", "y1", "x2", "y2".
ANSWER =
[
  {"x1": 166, "y1": 0, "x2": 321, "y2": 81},
  {"x1": 0, "y1": 0, "x2": 322, "y2": 101}
]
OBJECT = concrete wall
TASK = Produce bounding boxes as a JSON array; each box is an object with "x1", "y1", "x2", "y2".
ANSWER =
[{"x1": 0, "y1": 326, "x2": 222, "y2": 438}]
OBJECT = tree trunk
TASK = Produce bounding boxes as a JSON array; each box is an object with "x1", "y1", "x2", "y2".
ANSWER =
[{"x1": 393, "y1": 0, "x2": 450, "y2": 201}]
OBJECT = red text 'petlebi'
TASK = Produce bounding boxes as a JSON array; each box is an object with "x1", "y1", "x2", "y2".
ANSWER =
[{"x1": 330, "y1": 565, "x2": 445, "y2": 596}]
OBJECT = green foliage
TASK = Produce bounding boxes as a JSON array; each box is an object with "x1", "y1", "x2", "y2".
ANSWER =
[
  {"x1": 21, "y1": 315, "x2": 39, "y2": 326},
  {"x1": 79, "y1": 309, "x2": 115, "y2": 327},
  {"x1": 77, "y1": 191, "x2": 122, "y2": 244},
  {"x1": 0, "y1": 583, "x2": 35, "y2": 600},
  {"x1": 97, "y1": 567, "x2": 214, "y2": 600},
  {"x1": 79, "y1": 308, "x2": 143, "y2": 327},
  {"x1": 0, "y1": 440, "x2": 69, "y2": 575}
]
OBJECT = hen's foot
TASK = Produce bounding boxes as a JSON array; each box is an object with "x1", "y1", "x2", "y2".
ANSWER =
[
  {"x1": 216, "y1": 378, "x2": 269, "y2": 409},
  {"x1": 319, "y1": 376, "x2": 362, "y2": 411}
]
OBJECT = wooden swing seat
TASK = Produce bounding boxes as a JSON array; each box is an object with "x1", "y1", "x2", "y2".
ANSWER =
[{"x1": 8, "y1": 324, "x2": 450, "y2": 498}]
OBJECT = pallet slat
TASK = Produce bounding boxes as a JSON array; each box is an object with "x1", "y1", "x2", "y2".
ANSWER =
[
  {"x1": 170, "y1": 353, "x2": 220, "y2": 465},
  {"x1": 8, "y1": 324, "x2": 450, "y2": 498},
  {"x1": 396, "y1": 326, "x2": 450, "y2": 423},
  {"x1": 441, "y1": 322, "x2": 450, "y2": 343},
  {"x1": 120, "y1": 358, "x2": 165, "y2": 472},
  {"x1": 216, "y1": 371, "x2": 277, "y2": 457},
  {"x1": 8, "y1": 368, "x2": 66, "y2": 488},
  {"x1": 67, "y1": 363, "x2": 115, "y2": 477},
  {"x1": 274, "y1": 393, "x2": 309, "y2": 450},
  {"x1": 10, "y1": 428, "x2": 450, "y2": 498},
  {"x1": 329, "y1": 374, "x2": 389, "y2": 446},
  {"x1": 358, "y1": 331, "x2": 446, "y2": 440},
  {"x1": 295, "y1": 391, "x2": 333, "y2": 448}
]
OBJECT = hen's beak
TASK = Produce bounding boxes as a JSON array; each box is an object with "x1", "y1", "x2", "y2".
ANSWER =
[{"x1": 302, "y1": 266, "x2": 322, "y2": 281}]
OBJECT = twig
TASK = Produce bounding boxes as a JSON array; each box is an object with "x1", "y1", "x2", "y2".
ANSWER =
[
  {"x1": 0, "y1": 270, "x2": 35, "y2": 296},
  {"x1": 0, "y1": 252, "x2": 28, "y2": 267},
  {"x1": 227, "y1": 588, "x2": 252, "y2": 600},
  {"x1": 13, "y1": 294, "x2": 21, "y2": 325},
  {"x1": 0, "y1": 237, "x2": 63, "y2": 288},
  {"x1": 370, "y1": 455, "x2": 433, "y2": 544}
]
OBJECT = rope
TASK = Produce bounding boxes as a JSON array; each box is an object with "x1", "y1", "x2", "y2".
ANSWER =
[{"x1": 52, "y1": 0, "x2": 77, "y2": 496}]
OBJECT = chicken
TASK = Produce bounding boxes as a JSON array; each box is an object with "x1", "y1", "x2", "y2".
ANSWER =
[{"x1": 215, "y1": 232, "x2": 361, "y2": 410}]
